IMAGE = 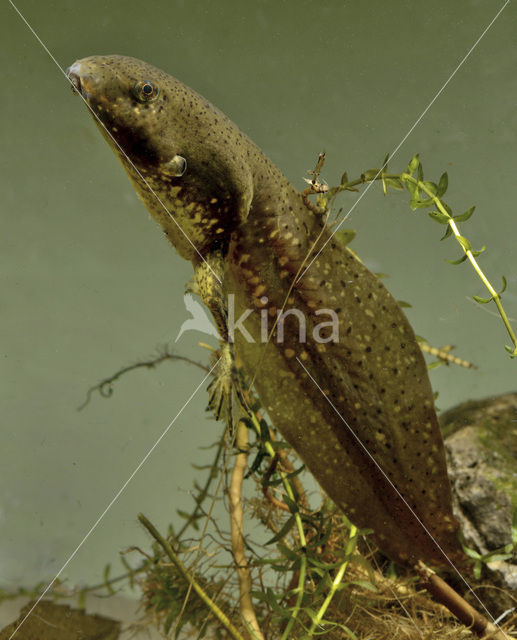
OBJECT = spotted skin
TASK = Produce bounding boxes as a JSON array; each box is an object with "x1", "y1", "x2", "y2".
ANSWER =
[{"x1": 68, "y1": 55, "x2": 464, "y2": 568}]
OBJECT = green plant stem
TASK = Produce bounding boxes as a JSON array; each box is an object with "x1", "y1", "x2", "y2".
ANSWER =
[
  {"x1": 176, "y1": 436, "x2": 226, "y2": 540},
  {"x1": 248, "y1": 413, "x2": 307, "y2": 547},
  {"x1": 264, "y1": 431, "x2": 308, "y2": 640},
  {"x1": 404, "y1": 173, "x2": 517, "y2": 356},
  {"x1": 307, "y1": 523, "x2": 358, "y2": 635},
  {"x1": 248, "y1": 411, "x2": 308, "y2": 637},
  {"x1": 281, "y1": 554, "x2": 307, "y2": 640},
  {"x1": 328, "y1": 166, "x2": 517, "y2": 357},
  {"x1": 138, "y1": 513, "x2": 245, "y2": 640}
]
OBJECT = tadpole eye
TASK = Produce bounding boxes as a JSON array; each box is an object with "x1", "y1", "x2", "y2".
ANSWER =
[{"x1": 134, "y1": 80, "x2": 159, "y2": 102}]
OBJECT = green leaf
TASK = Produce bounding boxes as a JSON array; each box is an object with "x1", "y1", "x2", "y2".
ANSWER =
[
  {"x1": 428, "y1": 211, "x2": 450, "y2": 225},
  {"x1": 266, "y1": 515, "x2": 296, "y2": 545},
  {"x1": 340, "y1": 171, "x2": 349, "y2": 185},
  {"x1": 484, "y1": 553, "x2": 513, "y2": 563},
  {"x1": 277, "y1": 542, "x2": 299, "y2": 561},
  {"x1": 176, "y1": 509, "x2": 192, "y2": 520},
  {"x1": 505, "y1": 345, "x2": 517, "y2": 358},
  {"x1": 385, "y1": 177, "x2": 404, "y2": 190},
  {"x1": 453, "y1": 205, "x2": 475, "y2": 223},
  {"x1": 501, "y1": 275, "x2": 508, "y2": 293},
  {"x1": 350, "y1": 579, "x2": 378, "y2": 592},
  {"x1": 269, "y1": 439, "x2": 292, "y2": 451},
  {"x1": 264, "y1": 588, "x2": 287, "y2": 616},
  {"x1": 406, "y1": 154, "x2": 419, "y2": 176},
  {"x1": 437, "y1": 172, "x2": 448, "y2": 196},
  {"x1": 382, "y1": 152, "x2": 390, "y2": 169},
  {"x1": 266, "y1": 464, "x2": 305, "y2": 487},
  {"x1": 462, "y1": 546, "x2": 482, "y2": 560},
  {"x1": 446, "y1": 254, "x2": 468, "y2": 265},
  {"x1": 471, "y1": 246, "x2": 486, "y2": 257},
  {"x1": 473, "y1": 294, "x2": 493, "y2": 304},
  {"x1": 441, "y1": 225, "x2": 453, "y2": 241},
  {"x1": 417, "y1": 162, "x2": 424, "y2": 182},
  {"x1": 397, "y1": 300, "x2": 412, "y2": 308},
  {"x1": 307, "y1": 556, "x2": 345, "y2": 570},
  {"x1": 282, "y1": 493, "x2": 299, "y2": 513},
  {"x1": 411, "y1": 197, "x2": 435, "y2": 209},
  {"x1": 406, "y1": 179, "x2": 418, "y2": 199},
  {"x1": 456, "y1": 235, "x2": 472, "y2": 253},
  {"x1": 422, "y1": 180, "x2": 438, "y2": 196},
  {"x1": 120, "y1": 556, "x2": 135, "y2": 589},
  {"x1": 103, "y1": 563, "x2": 115, "y2": 595},
  {"x1": 362, "y1": 168, "x2": 380, "y2": 181}
]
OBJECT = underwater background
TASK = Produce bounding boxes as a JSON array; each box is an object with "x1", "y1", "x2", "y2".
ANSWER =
[{"x1": 1, "y1": 0, "x2": 516, "y2": 593}]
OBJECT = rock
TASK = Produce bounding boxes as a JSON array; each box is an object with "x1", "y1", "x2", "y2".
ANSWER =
[
  {"x1": 441, "y1": 392, "x2": 517, "y2": 618},
  {"x1": 0, "y1": 599, "x2": 120, "y2": 640}
]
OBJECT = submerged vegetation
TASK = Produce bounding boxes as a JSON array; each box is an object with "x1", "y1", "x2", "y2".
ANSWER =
[{"x1": 2, "y1": 155, "x2": 515, "y2": 639}]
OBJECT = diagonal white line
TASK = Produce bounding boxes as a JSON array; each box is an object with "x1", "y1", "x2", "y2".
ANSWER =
[
  {"x1": 7, "y1": 359, "x2": 220, "y2": 640},
  {"x1": 296, "y1": 356, "x2": 509, "y2": 637},
  {"x1": 297, "y1": 0, "x2": 510, "y2": 283},
  {"x1": 7, "y1": 0, "x2": 221, "y2": 285}
]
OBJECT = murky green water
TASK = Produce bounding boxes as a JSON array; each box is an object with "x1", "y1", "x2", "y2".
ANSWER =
[{"x1": 1, "y1": 0, "x2": 515, "y2": 591}]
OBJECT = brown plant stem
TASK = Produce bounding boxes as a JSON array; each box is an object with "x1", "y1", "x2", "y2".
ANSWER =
[
  {"x1": 138, "y1": 513, "x2": 245, "y2": 640},
  {"x1": 416, "y1": 562, "x2": 508, "y2": 639},
  {"x1": 229, "y1": 419, "x2": 265, "y2": 640}
]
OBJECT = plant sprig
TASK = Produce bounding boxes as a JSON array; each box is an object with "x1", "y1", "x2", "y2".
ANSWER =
[
  {"x1": 311, "y1": 153, "x2": 517, "y2": 358},
  {"x1": 246, "y1": 408, "x2": 308, "y2": 639}
]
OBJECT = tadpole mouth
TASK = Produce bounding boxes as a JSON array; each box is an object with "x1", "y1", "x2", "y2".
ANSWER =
[
  {"x1": 66, "y1": 61, "x2": 97, "y2": 100},
  {"x1": 67, "y1": 68, "x2": 81, "y2": 96}
]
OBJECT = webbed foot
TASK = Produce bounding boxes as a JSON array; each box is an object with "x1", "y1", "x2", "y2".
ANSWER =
[{"x1": 206, "y1": 342, "x2": 247, "y2": 432}]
